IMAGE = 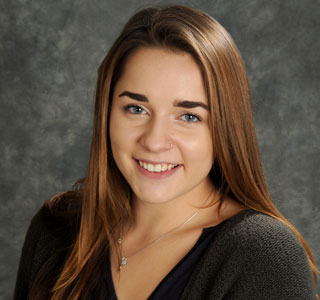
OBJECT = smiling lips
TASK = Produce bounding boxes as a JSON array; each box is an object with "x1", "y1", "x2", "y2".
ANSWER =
[
  {"x1": 135, "y1": 159, "x2": 182, "y2": 179},
  {"x1": 137, "y1": 159, "x2": 179, "y2": 172}
]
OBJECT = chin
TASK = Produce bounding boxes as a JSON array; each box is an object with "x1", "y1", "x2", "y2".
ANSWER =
[{"x1": 134, "y1": 190, "x2": 175, "y2": 204}]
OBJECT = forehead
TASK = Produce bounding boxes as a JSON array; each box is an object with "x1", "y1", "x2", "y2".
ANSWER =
[{"x1": 115, "y1": 47, "x2": 207, "y2": 105}]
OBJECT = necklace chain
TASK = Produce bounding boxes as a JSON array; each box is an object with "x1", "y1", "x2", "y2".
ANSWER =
[{"x1": 117, "y1": 189, "x2": 214, "y2": 271}]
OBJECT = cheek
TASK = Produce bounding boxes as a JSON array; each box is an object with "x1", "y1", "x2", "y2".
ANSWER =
[
  {"x1": 109, "y1": 109, "x2": 139, "y2": 155},
  {"x1": 109, "y1": 117, "x2": 132, "y2": 177},
  {"x1": 109, "y1": 109, "x2": 126, "y2": 159},
  {"x1": 109, "y1": 106, "x2": 126, "y2": 145},
  {"x1": 179, "y1": 130, "x2": 213, "y2": 167}
]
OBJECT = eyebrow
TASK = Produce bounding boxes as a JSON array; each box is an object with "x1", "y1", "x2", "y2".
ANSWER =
[{"x1": 118, "y1": 90, "x2": 209, "y2": 111}]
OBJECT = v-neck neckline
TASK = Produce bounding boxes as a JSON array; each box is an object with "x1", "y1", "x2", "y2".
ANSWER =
[{"x1": 106, "y1": 209, "x2": 252, "y2": 300}]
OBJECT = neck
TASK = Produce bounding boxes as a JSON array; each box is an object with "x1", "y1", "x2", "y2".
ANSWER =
[{"x1": 122, "y1": 180, "x2": 219, "y2": 243}]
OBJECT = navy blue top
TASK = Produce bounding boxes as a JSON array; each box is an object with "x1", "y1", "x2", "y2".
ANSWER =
[{"x1": 104, "y1": 224, "x2": 220, "y2": 300}]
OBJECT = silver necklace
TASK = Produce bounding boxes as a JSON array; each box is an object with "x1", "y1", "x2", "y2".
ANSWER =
[{"x1": 117, "y1": 189, "x2": 214, "y2": 271}]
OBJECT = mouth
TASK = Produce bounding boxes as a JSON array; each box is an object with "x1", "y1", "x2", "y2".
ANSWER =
[{"x1": 134, "y1": 158, "x2": 180, "y2": 172}]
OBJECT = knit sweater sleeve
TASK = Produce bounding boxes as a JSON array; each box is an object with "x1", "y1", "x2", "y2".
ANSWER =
[
  {"x1": 225, "y1": 213, "x2": 317, "y2": 299},
  {"x1": 13, "y1": 207, "x2": 62, "y2": 300},
  {"x1": 180, "y1": 210, "x2": 317, "y2": 300},
  {"x1": 14, "y1": 210, "x2": 44, "y2": 300}
]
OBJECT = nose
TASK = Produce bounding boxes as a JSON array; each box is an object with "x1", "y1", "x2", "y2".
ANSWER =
[{"x1": 139, "y1": 117, "x2": 173, "y2": 152}]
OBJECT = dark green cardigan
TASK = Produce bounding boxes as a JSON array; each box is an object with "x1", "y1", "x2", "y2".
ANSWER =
[{"x1": 14, "y1": 207, "x2": 317, "y2": 299}]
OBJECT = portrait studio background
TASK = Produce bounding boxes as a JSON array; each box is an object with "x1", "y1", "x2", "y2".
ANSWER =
[{"x1": 1, "y1": 0, "x2": 319, "y2": 298}]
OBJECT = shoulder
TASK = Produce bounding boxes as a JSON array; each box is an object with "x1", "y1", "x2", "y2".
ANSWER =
[
  {"x1": 216, "y1": 209, "x2": 310, "y2": 269},
  {"x1": 26, "y1": 189, "x2": 82, "y2": 260},
  {"x1": 206, "y1": 209, "x2": 304, "y2": 253},
  {"x1": 40, "y1": 190, "x2": 82, "y2": 239},
  {"x1": 26, "y1": 190, "x2": 82, "y2": 244},
  {"x1": 214, "y1": 209, "x2": 316, "y2": 298},
  {"x1": 14, "y1": 190, "x2": 82, "y2": 299},
  {"x1": 183, "y1": 210, "x2": 317, "y2": 299},
  {"x1": 227, "y1": 209, "x2": 304, "y2": 251}
]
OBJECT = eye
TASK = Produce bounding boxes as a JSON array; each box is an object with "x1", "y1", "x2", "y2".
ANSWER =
[
  {"x1": 123, "y1": 104, "x2": 146, "y2": 115},
  {"x1": 180, "y1": 113, "x2": 201, "y2": 123}
]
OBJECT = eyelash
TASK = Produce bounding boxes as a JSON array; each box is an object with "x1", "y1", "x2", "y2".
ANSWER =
[{"x1": 123, "y1": 104, "x2": 202, "y2": 123}]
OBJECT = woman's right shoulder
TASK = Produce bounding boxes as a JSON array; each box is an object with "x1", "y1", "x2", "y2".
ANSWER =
[
  {"x1": 14, "y1": 191, "x2": 83, "y2": 299},
  {"x1": 31, "y1": 190, "x2": 83, "y2": 245}
]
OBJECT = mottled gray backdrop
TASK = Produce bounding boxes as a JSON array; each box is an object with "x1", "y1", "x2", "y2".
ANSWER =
[{"x1": 1, "y1": 0, "x2": 319, "y2": 298}]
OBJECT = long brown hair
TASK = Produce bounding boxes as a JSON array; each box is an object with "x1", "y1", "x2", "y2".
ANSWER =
[{"x1": 31, "y1": 5, "x2": 318, "y2": 299}]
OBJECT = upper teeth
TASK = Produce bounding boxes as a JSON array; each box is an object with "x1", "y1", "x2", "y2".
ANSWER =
[{"x1": 138, "y1": 160, "x2": 178, "y2": 172}]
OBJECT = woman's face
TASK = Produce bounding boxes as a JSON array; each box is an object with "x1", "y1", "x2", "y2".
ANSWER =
[{"x1": 109, "y1": 47, "x2": 214, "y2": 204}]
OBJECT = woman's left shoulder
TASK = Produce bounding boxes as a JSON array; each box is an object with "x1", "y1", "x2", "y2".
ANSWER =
[
  {"x1": 232, "y1": 209, "x2": 306, "y2": 255},
  {"x1": 186, "y1": 209, "x2": 317, "y2": 299},
  {"x1": 211, "y1": 209, "x2": 317, "y2": 298},
  {"x1": 228, "y1": 209, "x2": 316, "y2": 297}
]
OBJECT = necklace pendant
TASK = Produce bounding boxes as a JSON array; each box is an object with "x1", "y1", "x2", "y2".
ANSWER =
[{"x1": 119, "y1": 257, "x2": 127, "y2": 270}]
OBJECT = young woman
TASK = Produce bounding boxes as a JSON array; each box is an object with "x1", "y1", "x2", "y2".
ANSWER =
[{"x1": 14, "y1": 5, "x2": 319, "y2": 300}]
